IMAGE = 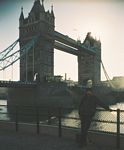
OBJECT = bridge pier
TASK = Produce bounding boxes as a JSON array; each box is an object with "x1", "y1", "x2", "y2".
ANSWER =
[{"x1": 7, "y1": 81, "x2": 77, "y2": 121}]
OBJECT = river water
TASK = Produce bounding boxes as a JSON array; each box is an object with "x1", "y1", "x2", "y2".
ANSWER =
[
  {"x1": 60, "y1": 102, "x2": 124, "y2": 134},
  {"x1": 0, "y1": 100, "x2": 124, "y2": 134}
]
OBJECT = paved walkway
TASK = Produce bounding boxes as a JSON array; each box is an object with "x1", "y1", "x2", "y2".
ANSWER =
[{"x1": 0, "y1": 131, "x2": 121, "y2": 150}]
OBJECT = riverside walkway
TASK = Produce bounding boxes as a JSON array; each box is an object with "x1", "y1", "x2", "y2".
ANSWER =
[
  {"x1": 0, "y1": 130, "x2": 121, "y2": 150},
  {"x1": 0, "y1": 105, "x2": 123, "y2": 150}
]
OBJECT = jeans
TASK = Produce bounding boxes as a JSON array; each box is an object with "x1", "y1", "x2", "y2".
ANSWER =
[{"x1": 80, "y1": 115, "x2": 93, "y2": 146}]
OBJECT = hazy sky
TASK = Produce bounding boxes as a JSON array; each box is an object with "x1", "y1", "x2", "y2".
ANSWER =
[{"x1": 0, "y1": 0, "x2": 124, "y2": 81}]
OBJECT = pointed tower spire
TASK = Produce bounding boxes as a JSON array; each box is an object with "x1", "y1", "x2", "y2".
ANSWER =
[
  {"x1": 21, "y1": 7, "x2": 23, "y2": 12},
  {"x1": 51, "y1": 4, "x2": 54, "y2": 18},
  {"x1": 19, "y1": 7, "x2": 24, "y2": 20},
  {"x1": 41, "y1": 0, "x2": 44, "y2": 6},
  {"x1": 19, "y1": 7, "x2": 24, "y2": 26},
  {"x1": 51, "y1": 5, "x2": 53, "y2": 11}
]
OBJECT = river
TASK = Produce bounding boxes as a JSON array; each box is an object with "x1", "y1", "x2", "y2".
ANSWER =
[
  {"x1": 61, "y1": 102, "x2": 124, "y2": 134},
  {"x1": 0, "y1": 100, "x2": 124, "y2": 134}
]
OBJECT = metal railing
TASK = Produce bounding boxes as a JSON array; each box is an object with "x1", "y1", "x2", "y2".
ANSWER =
[{"x1": 0, "y1": 104, "x2": 123, "y2": 149}]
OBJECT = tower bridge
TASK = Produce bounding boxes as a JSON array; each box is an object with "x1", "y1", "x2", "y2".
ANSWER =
[
  {"x1": 0, "y1": 0, "x2": 119, "y2": 119},
  {"x1": 0, "y1": 0, "x2": 103, "y2": 108},
  {"x1": 0, "y1": 0, "x2": 101, "y2": 86}
]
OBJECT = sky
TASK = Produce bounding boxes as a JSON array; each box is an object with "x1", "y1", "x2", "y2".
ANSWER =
[{"x1": 0, "y1": 0, "x2": 124, "y2": 81}]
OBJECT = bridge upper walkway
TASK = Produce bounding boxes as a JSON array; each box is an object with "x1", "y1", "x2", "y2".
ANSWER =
[{"x1": 54, "y1": 31, "x2": 96, "y2": 55}]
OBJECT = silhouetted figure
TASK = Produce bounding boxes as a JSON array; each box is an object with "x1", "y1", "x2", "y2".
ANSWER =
[{"x1": 78, "y1": 88, "x2": 111, "y2": 147}]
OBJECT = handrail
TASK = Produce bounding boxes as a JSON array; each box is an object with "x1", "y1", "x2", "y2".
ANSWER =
[{"x1": 0, "y1": 104, "x2": 123, "y2": 149}]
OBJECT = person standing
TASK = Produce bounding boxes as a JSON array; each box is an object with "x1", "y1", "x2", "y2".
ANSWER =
[{"x1": 78, "y1": 88, "x2": 111, "y2": 147}]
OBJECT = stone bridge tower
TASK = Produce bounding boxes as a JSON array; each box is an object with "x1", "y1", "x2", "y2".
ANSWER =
[
  {"x1": 19, "y1": 0, "x2": 55, "y2": 82},
  {"x1": 78, "y1": 32, "x2": 101, "y2": 85}
]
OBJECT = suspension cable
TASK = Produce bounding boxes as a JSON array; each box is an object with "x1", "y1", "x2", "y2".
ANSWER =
[
  {"x1": 0, "y1": 39, "x2": 19, "y2": 60},
  {"x1": 101, "y1": 60, "x2": 115, "y2": 88},
  {"x1": 0, "y1": 35, "x2": 39, "y2": 71}
]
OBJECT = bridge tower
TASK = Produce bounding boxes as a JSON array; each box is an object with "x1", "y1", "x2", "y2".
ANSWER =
[
  {"x1": 19, "y1": 0, "x2": 55, "y2": 82},
  {"x1": 78, "y1": 32, "x2": 101, "y2": 85}
]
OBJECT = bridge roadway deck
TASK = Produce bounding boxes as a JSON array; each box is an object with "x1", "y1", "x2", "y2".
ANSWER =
[
  {"x1": 0, "y1": 130, "x2": 119, "y2": 150},
  {"x1": 0, "y1": 80, "x2": 36, "y2": 88}
]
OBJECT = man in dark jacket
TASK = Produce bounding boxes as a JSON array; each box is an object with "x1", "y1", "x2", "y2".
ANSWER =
[{"x1": 78, "y1": 88, "x2": 111, "y2": 147}]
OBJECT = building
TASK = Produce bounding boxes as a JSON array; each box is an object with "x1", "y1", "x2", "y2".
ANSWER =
[{"x1": 19, "y1": 0, "x2": 55, "y2": 82}]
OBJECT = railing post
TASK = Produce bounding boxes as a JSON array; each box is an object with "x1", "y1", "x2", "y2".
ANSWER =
[
  {"x1": 36, "y1": 106, "x2": 40, "y2": 134},
  {"x1": 58, "y1": 107, "x2": 62, "y2": 138},
  {"x1": 117, "y1": 109, "x2": 120, "y2": 149},
  {"x1": 48, "y1": 109, "x2": 51, "y2": 125},
  {"x1": 15, "y1": 105, "x2": 18, "y2": 132}
]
